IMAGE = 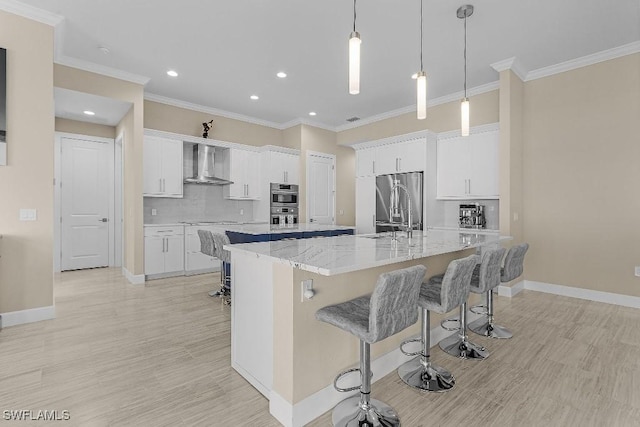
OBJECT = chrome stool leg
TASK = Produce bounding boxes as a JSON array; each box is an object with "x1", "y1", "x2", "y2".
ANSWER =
[
  {"x1": 333, "y1": 340, "x2": 400, "y2": 427},
  {"x1": 398, "y1": 308, "x2": 454, "y2": 392},
  {"x1": 469, "y1": 290, "x2": 512, "y2": 339},
  {"x1": 439, "y1": 303, "x2": 489, "y2": 360}
]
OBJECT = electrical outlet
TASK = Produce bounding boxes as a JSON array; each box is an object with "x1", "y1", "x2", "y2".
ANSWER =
[
  {"x1": 19, "y1": 209, "x2": 37, "y2": 221},
  {"x1": 240, "y1": 209, "x2": 244, "y2": 215},
  {"x1": 635, "y1": 266, "x2": 640, "y2": 277},
  {"x1": 151, "y1": 209, "x2": 157, "y2": 216},
  {"x1": 339, "y1": 209, "x2": 344, "y2": 215},
  {"x1": 301, "y1": 279, "x2": 314, "y2": 302},
  {"x1": 513, "y1": 212, "x2": 519, "y2": 222}
]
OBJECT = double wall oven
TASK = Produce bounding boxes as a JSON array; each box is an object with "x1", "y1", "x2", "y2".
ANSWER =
[{"x1": 270, "y1": 183, "x2": 299, "y2": 225}]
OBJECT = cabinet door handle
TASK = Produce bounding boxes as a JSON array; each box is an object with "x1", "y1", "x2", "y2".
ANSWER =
[
  {"x1": 398, "y1": 158, "x2": 402, "y2": 171},
  {"x1": 468, "y1": 179, "x2": 471, "y2": 194},
  {"x1": 373, "y1": 214, "x2": 376, "y2": 228},
  {"x1": 159, "y1": 178, "x2": 162, "y2": 193},
  {"x1": 372, "y1": 160, "x2": 376, "y2": 175},
  {"x1": 166, "y1": 237, "x2": 169, "y2": 252}
]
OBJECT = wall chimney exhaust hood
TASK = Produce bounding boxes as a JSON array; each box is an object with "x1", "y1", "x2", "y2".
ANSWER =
[{"x1": 184, "y1": 144, "x2": 233, "y2": 185}]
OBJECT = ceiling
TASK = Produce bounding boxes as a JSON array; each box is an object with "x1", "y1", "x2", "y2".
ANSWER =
[
  {"x1": 15, "y1": 0, "x2": 640, "y2": 129},
  {"x1": 54, "y1": 88, "x2": 132, "y2": 126}
]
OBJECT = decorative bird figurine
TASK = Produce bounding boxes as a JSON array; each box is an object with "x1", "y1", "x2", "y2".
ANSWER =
[{"x1": 202, "y1": 120, "x2": 214, "y2": 139}]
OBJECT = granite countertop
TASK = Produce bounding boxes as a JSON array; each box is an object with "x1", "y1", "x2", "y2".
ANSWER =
[
  {"x1": 144, "y1": 220, "x2": 269, "y2": 227},
  {"x1": 426, "y1": 226, "x2": 500, "y2": 235},
  {"x1": 225, "y1": 229, "x2": 510, "y2": 276},
  {"x1": 221, "y1": 223, "x2": 355, "y2": 235}
]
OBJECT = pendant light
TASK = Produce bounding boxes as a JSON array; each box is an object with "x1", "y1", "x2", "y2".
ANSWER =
[
  {"x1": 457, "y1": 4, "x2": 473, "y2": 136},
  {"x1": 349, "y1": 0, "x2": 361, "y2": 95},
  {"x1": 416, "y1": 0, "x2": 427, "y2": 120}
]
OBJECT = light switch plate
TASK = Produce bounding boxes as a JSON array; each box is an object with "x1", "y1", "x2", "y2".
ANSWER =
[
  {"x1": 151, "y1": 209, "x2": 157, "y2": 216},
  {"x1": 301, "y1": 279, "x2": 313, "y2": 302},
  {"x1": 635, "y1": 266, "x2": 640, "y2": 277},
  {"x1": 19, "y1": 209, "x2": 37, "y2": 221}
]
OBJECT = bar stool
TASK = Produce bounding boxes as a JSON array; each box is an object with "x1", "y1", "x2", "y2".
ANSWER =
[
  {"x1": 197, "y1": 230, "x2": 232, "y2": 302},
  {"x1": 316, "y1": 265, "x2": 426, "y2": 427},
  {"x1": 434, "y1": 255, "x2": 489, "y2": 360},
  {"x1": 467, "y1": 247, "x2": 509, "y2": 338},
  {"x1": 397, "y1": 254, "x2": 478, "y2": 392}
]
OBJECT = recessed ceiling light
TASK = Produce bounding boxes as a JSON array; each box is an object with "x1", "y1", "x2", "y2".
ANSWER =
[
  {"x1": 309, "y1": 112, "x2": 317, "y2": 116},
  {"x1": 167, "y1": 70, "x2": 178, "y2": 77},
  {"x1": 411, "y1": 73, "x2": 418, "y2": 79},
  {"x1": 83, "y1": 110, "x2": 95, "y2": 116},
  {"x1": 276, "y1": 72, "x2": 287, "y2": 78},
  {"x1": 250, "y1": 95, "x2": 259, "y2": 100}
]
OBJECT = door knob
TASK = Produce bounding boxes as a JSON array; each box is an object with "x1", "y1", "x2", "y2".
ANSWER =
[{"x1": 99, "y1": 218, "x2": 108, "y2": 222}]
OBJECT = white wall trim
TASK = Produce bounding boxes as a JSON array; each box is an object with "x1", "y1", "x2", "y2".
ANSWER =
[
  {"x1": 498, "y1": 280, "x2": 525, "y2": 297},
  {"x1": 349, "y1": 129, "x2": 437, "y2": 150},
  {"x1": 269, "y1": 312, "x2": 482, "y2": 427},
  {"x1": 280, "y1": 118, "x2": 336, "y2": 132},
  {"x1": 123, "y1": 267, "x2": 145, "y2": 285},
  {"x1": 525, "y1": 40, "x2": 640, "y2": 81},
  {"x1": 55, "y1": 55, "x2": 150, "y2": 86},
  {"x1": 523, "y1": 280, "x2": 640, "y2": 309},
  {"x1": 145, "y1": 93, "x2": 283, "y2": 130},
  {"x1": 1, "y1": 305, "x2": 55, "y2": 327},
  {"x1": 490, "y1": 57, "x2": 528, "y2": 81},
  {"x1": 305, "y1": 150, "x2": 337, "y2": 225},
  {"x1": 0, "y1": 0, "x2": 64, "y2": 26},
  {"x1": 259, "y1": 145, "x2": 301, "y2": 155},
  {"x1": 144, "y1": 128, "x2": 261, "y2": 152},
  {"x1": 335, "y1": 81, "x2": 500, "y2": 133},
  {"x1": 437, "y1": 122, "x2": 500, "y2": 141}
]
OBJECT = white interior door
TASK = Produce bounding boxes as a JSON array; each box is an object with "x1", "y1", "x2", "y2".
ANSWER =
[
  {"x1": 307, "y1": 152, "x2": 335, "y2": 225},
  {"x1": 61, "y1": 137, "x2": 111, "y2": 270}
]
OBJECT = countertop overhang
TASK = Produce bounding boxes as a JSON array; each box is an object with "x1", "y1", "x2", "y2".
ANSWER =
[{"x1": 225, "y1": 229, "x2": 511, "y2": 276}]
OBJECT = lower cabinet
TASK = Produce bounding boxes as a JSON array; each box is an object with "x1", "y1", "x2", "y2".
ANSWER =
[
  {"x1": 144, "y1": 225, "x2": 184, "y2": 277},
  {"x1": 355, "y1": 176, "x2": 376, "y2": 234}
]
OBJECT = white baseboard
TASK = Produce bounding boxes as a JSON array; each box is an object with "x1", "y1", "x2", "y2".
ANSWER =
[
  {"x1": 524, "y1": 280, "x2": 640, "y2": 309},
  {"x1": 122, "y1": 267, "x2": 145, "y2": 285},
  {"x1": 269, "y1": 311, "x2": 483, "y2": 427},
  {"x1": 498, "y1": 280, "x2": 525, "y2": 297},
  {"x1": 0, "y1": 305, "x2": 55, "y2": 328}
]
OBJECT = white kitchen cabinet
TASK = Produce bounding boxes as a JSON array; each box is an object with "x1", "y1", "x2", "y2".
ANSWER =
[
  {"x1": 143, "y1": 136, "x2": 183, "y2": 198},
  {"x1": 436, "y1": 129, "x2": 499, "y2": 199},
  {"x1": 144, "y1": 225, "x2": 184, "y2": 277},
  {"x1": 222, "y1": 148, "x2": 261, "y2": 200},
  {"x1": 372, "y1": 139, "x2": 427, "y2": 176},
  {"x1": 268, "y1": 151, "x2": 299, "y2": 185},
  {"x1": 356, "y1": 147, "x2": 376, "y2": 177},
  {"x1": 355, "y1": 176, "x2": 376, "y2": 234}
]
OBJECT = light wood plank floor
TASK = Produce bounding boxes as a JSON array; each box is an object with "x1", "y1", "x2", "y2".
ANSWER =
[{"x1": 1, "y1": 268, "x2": 639, "y2": 426}]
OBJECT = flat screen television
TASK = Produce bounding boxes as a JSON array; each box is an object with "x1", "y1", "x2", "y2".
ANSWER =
[{"x1": 0, "y1": 47, "x2": 6, "y2": 165}]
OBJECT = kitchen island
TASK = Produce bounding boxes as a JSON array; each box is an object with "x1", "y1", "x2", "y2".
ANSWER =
[{"x1": 225, "y1": 229, "x2": 510, "y2": 427}]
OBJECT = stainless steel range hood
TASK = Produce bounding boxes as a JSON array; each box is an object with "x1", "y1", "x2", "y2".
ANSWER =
[{"x1": 184, "y1": 144, "x2": 233, "y2": 185}]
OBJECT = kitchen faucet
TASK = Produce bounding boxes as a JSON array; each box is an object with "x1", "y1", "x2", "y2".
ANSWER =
[{"x1": 389, "y1": 179, "x2": 413, "y2": 239}]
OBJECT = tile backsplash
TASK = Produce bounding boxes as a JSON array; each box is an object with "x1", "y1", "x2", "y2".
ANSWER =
[{"x1": 144, "y1": 184, "x2": 254, "y2": 224}]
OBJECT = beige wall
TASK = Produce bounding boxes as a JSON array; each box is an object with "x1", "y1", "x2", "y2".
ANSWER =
[
  {"x1": 522, "y1": 53, "x2": 640, "y2": 297},
  {"x1": 144, "y1": 100, "x2": 283, "y2": 147},
  {"x1": 55, "y1": 64, "x2": 145, "y2": 275},
  {"x1": 337, "y1": 90, "x2": 500, "y2": 146},
  {"x1": 0, "y1": 11, "x2": 54, "y2": 313},
  {"x1": 55, "y1": 118, "x2": 116, "y2": 139}
]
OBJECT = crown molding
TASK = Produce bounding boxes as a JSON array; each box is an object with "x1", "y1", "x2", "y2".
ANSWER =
[
  {"x1": 335, "y1": 81, "x2": 500, "y2": 133},
  {"x1": 525, "y1": 40, "x2": 640, "y2": 81},
  {"x1": 144, "y1": 128, "x2": 260, "y2": 152},
  {"x1": 259, "y1": 145, "x2": 301, "y2": 155},
  {"x1": 144, "y1": 93, "x2": 286, "y2": 130},
  {"x1": 56, "y1": 55, "x2": 150, "y2": 86},
  {"x1": 349, "y1": 129, "x2": 437, "y2": 150},
  {"x1": 0, "y1": 0, "x2": 64, "y2": 26},
  {"x1": 280, "y1": 118, "x2": 336, "y2": 132},
  {"x1": 437, "y1": 122, "x2": 500, "y2": 141},
  {"x1": 490, "y1": 57, "x2": 528, "y2": 81}
]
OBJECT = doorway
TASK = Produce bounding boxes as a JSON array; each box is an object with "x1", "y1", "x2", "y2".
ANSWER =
[
  {"x1": 54, "y1": 133, "x2": 115, "y2": 271},
  {"x1": 306, "y1": 151, "x2": 336, "y2": 225}
]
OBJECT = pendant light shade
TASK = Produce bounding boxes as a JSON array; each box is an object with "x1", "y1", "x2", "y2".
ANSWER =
[
  {"x1": 349, "y1": 31, "x2": 361, "y2": 94},
  {"x1": 349, "y1": 0, "x2": 360, "y2": 95},
  {"x1": 416, "y1": 0, "x2": 427, "y2": 120},
  {"x1": 417, "y1": 72, "x2": 427, "y2": 120},
  {"x1": 457, "y1": 4, "x2": 473, "y2": 136},
  {"x1": 461, "y1": 98, "x2": 470, "y2": 136}
]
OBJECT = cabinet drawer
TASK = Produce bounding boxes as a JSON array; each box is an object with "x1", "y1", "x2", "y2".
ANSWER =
[{"x1": 144, "y1": 226, "x2": 184, "y2": 237}]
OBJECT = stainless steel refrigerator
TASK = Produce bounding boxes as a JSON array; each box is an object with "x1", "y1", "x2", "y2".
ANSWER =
[{"x1": 376, "y1": 172, "x2": 423, "y2": 233}]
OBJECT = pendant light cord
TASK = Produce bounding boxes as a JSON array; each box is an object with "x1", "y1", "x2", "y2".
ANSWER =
[
  {"x1": 420, "y1": 0, "x2": 424, "y2": 71},
  {"x1": 463, "y1": 14, "x2": 467, "y2": 98},
  {"x1": 353, "y1": 0, "x2": 357, "y2": 32}
]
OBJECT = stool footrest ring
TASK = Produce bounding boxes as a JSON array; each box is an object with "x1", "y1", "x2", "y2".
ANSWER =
[
  {"x1": 400, "y1": 337, "x2": 422, "y2": 357},
  {"x1": 469, "y1": 304, "x2": 487, "y2": 315},
  {"x1": 440, "y1": 317, "x2": 460, "y2": 332},
  {"x1": 333, "y1": 368, "x2": 361, "y2": 393}
]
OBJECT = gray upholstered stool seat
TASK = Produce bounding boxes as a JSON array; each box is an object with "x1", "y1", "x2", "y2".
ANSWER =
[
  {"x1": 468, "y1": 247, "x2": 510, "y2": 339},
  {"x1": 316, "y1": 264, "x2": 426, "y2": 427},
  {"x1": 197, "y1": 230, "x2": 232, "y2": 303},
  {"x1": 429, "y1": 254, "x2": 490, "y2": 360},
  {"x1": 398, "y1": 254, "x2": 478, "y2": 392}
]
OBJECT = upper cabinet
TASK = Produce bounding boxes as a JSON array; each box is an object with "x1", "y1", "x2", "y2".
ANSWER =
[
  {"x1": 268, "y1": 151, "x2": 299, "y2": 185},
  {"x1": 222, "y1": 148, "x2": 261, "y2": 200},
  {"x1": 436, "y1": 128, "x2": 499, "y2": 199},
  {"x1": 355, "y1": 137, "x2": 428, "y2": 177},
  {"x1": 143, "y1": 136, "x2": 183, "y2": 198}
]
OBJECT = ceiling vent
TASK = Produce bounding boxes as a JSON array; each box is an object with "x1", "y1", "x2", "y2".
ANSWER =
[{"x1": 346, "y1": 116, "x2": 360, "y2": 123}]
